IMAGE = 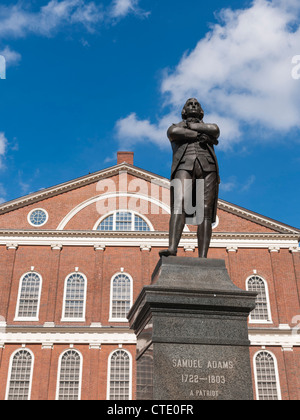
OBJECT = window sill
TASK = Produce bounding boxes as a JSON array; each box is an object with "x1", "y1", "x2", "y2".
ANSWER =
[{"x1": 14, "y1": 317, "x2": 39, "y2": 322}]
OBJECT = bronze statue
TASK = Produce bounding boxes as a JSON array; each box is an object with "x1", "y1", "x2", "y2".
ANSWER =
[{"x1": 159, "y1": 98, "x2": 220, "y2": 258}]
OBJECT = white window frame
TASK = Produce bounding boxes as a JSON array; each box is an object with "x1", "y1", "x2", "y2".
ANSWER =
[
  {"x1": 93, "y1": 210, "x2": 154, "y2": 232},
  {"x1": 14, "y1": 272, "x2": 42, "y2": 322},
  {"x1": 253, "y1": 350, "x2": 282, "y2": 401},
  {"x1": 106, "y1": 348, "x2": 133, "y2": 401},
  {"x1": 55, "y1": 349, "x2": 83, "y2": 401},
  {"x1": 246, "y1": 275, "x2": 272, "y2": 324},
  {"x1": 5, "y1": 348, "x2": 35, "y2": 401},
  {"x1": 61, "y1": 272, "x2": 87, "y2": 322},
  {"x1": 27, "y1": 208, "x2": 49, "y2": 227},
  {"x1": 109, "y1": 272, "x2": 133, "y2": 323}
]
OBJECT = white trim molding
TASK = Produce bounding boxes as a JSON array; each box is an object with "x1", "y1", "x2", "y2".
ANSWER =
[
  {"x1": 0, "y1": 230, "x2": 298, "y2": 250},
  {"x1": 0, "y1": 326, "x2": 137, "y2": 346}
]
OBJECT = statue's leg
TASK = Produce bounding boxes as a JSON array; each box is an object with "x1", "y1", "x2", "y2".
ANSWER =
[
  {"x1": 197, "y1": 171, "x2": 217, "y2": 258},
  {"x1": 159, "y1": 213, "x2": 186, "y2": 257},
  {"x1": 197, "y1": 218, "x2": 212, "y2": 258},
  {"x1": 159, "y1": 170, "x2": 190, "y2": 257}
]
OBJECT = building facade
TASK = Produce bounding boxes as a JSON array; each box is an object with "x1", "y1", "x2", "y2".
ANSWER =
[{"x1": 0, "y1": 151, "x2": 299, "y2": 400}]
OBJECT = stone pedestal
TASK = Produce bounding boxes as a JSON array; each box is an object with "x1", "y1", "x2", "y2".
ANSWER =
[{"x1": 128, "y1": 257, "x2": 257, "y2": 400}]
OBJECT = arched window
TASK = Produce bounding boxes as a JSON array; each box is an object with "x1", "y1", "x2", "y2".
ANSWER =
[
  {"x1": 15, "y1": 272, "x2": 42, "y2": 321},
  {"x1": 110, "y1": 273, "x2": 133, "y2": 322},
  {"x1": 107, "y1": 350, "x2": 132, "y2": 400},
  {"x1": 254, "y1": 351, "x2": 281, "y2": 400},
  {"x1": 56, "y1": 350, "x2": 82, "y2": 400},
  {"x1": 96, "y1": 211, "x2": 151, "y2": 232},
  {"x1": 137, "y1": 354, "x2": 154, "y2": 400},
  {"x1": 6, "y1": 349, "x2": 34, "y2": 400},
  {"x1": 61, "y1": 273, "x2": 87, "y2": 321},
  {"x1": 246, "y1": 275, "x2": 272, "y2": 323}
]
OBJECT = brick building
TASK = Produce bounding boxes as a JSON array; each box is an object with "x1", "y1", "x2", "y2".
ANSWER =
[{"x1": 0, "y1": 151, "x2": 299, "y2": 400}]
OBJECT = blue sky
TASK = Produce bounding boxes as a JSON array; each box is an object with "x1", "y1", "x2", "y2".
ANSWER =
[{"x1": 0, "y1": 0, "x2": 299, "y2": 228}]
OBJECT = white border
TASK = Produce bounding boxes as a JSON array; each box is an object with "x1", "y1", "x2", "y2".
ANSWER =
[
  {"x1": 61, "y1": 272, "x2": 87, "y2": 322},
  {"x1": 106, "y1": 348, "x2": 133, "y2": 400},
  {"x1": 5, "y1": 348, "x2": 35, "y2": 400},
  {"x1": 246, "y1": 275, "x2": 273, "y2": 324},
  {"x1": 27, "y1": 208, "x2": 49, "y2": 227},
  {"x1": 253, "y1": 350, "x2": 282, "y2": 400},
  {"x1": 55, "y1": 348, "x2": 83, "y2": 401},
  {"x1": 14, "y1": 272, "x2": 43, "y2": 322},
  {"x1": 109, "y1": 272, "x2": 133, "y2": 323}
]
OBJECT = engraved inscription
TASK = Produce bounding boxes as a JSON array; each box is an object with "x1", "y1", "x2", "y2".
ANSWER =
[{"x1": 171, "y1": 358, "x2": 235, "y2": 399}]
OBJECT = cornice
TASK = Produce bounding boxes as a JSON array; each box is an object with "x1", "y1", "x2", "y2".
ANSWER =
[
  {"x1": 249, "y1": 325, "x2": 300, "y2": 347},
  {"x1": 0, "y1": 230, "x2": 298, "y2": 250},
  {"x1": 218, "y1": 200, "x2": 300, "y2": 235},
  {"x1": 0, "y1": 325, "x2": 137, "y2": 346},
  {"x1": 0, "y1": 229, "x2": 298, "y2": 240},
  {"x1": 1, "y1": 325, "x2": 299, "y2": 348}
]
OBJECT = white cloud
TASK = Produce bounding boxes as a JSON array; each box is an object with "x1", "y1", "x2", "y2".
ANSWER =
[
  {"x1": 116, "y1": 0, "x2": 300, "y2": 149},
  {"x1": 0, "y1": 132, "x2": 8, "y2": 169},
  {"x1": 115, "y1": 112, "x2": 177, "y2": 149},
  {"x1": 161, "y1": 0, "x2": 300, "y2": 131},
  {"x1": 0, "y1": 0, "x2": 147, "y2": 40},
  {"x1": 220, "y1": 174, "x2": 256, "y2": 193},
  {"x1": 0, "y1": 1, "x2": 104, "y2": 38},
  {"x1": 0, "y1": 46, "x2": 21, "y2": 66},
  {"x1": 110, "y1": 0, "x2": 139, "y2": 18},
  {"x1": 0, "y1": 182, "x2": 7, "y2": 202},
  {"x1": 0, "y1": 1, "x2": 146, "y2": 69}
]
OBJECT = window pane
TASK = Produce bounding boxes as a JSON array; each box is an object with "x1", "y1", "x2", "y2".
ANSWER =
[
  {"x1": 29, "y1": 209, "x2": 47, "y2": 226},
  {"x1": 17, "y1": 273, "x2": 41, "y2": 318},
  {"x1": 64, "y1": 274, "x2": 86, "y2": 319},
  {"x1": 255, "y1": 352, "x2": 280, "y2": 400},
  {"x1": 7, "y1": 350, "x2": 33, "y2": 400},
  {"x1": 115, "y1": 212, "x2": 132, "y2": 231},
  {"x1": 248, "y1": 276, "x2": 270, "y2": 321},
  {"x1": 98, "y1": 214, "x2": 114, "y2": 231},
  {"x1": 109, "y1": 350, "x2": 131, "y2": 400},
  {"x1": 97, "y1": 212, "x2": 151, "y2": 232},
  {"x1": 134, "y1": 215, "x2": 150, "y2": 231},
  {"x1": 57, "y1": 350, "x2": 81, "y2": 400},
  {"x1": 111, "y1": 274, "x2": 131, "y2": 319}
]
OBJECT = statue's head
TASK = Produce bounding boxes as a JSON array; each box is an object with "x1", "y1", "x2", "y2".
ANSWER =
[{"x1": 181, "y1": 98, "x2": 204, "y2": 120}]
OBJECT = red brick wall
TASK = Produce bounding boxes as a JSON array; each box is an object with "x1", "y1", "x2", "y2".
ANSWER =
[{"x1": 0, "y1": 344, "x2": 136, "y2": 401}]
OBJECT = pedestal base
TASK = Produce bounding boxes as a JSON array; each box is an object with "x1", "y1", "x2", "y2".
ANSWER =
[{"x1": 128, "y1": 257, "x2": 257, "y2": 401}]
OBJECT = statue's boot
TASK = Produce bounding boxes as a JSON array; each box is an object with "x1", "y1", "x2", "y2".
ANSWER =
[
  {"x1": 159, "y1": 213, "x2": 185, "y2": 257},
  {"x1": 197, "y1": 217, "x2": 212, "y2": 258}
]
